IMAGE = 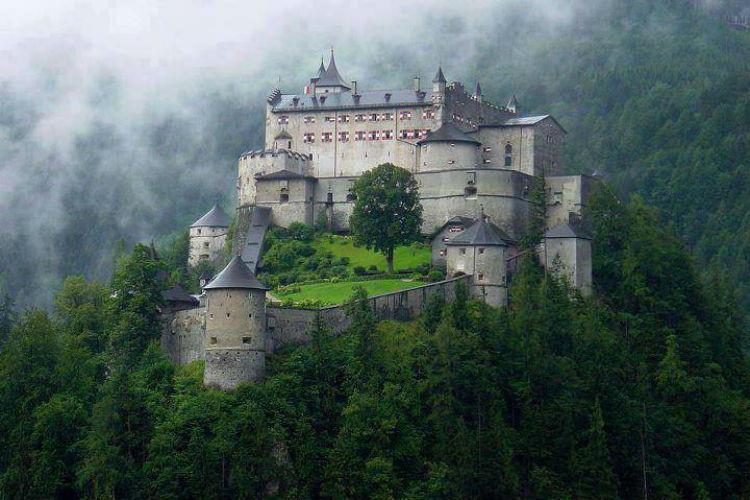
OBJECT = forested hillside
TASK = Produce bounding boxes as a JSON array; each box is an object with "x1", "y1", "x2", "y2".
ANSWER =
[{"x1": 1, "y1": 186, "x2": 748, "y2": 498}]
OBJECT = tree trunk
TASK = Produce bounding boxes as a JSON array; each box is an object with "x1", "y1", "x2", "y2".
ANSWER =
[{"x1": 386, "y1": 247, "x2": 394, "y2": 274}]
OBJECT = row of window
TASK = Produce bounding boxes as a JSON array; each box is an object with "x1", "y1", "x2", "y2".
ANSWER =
[
  {"x1": 302, "y1": 129, "x2": 430, "y2": 143},
  {"x1": 282, "y1": 109, "x2": 436, "y2": 125}
]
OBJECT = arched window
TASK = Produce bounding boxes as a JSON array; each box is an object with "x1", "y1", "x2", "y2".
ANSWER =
[
  {"x1": 504, "y1": 143, "x2": 513, "y2": 167},
  {"x1": 279, "y1": 191, "x2": 289, "y2": 203}
]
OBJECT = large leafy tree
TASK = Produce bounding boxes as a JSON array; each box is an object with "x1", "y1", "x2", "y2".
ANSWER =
[{"x1": 349, "y1": 163, "x2": 423, "y2": 273}]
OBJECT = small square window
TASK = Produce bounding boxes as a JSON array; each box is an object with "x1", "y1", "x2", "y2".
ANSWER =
[
  {"x1": 209, "y1": 337, "x2": 217, "y2": 345},
  {"x1": 242, "y1": 336, "x2": 251, "y2": 344},
  {"x1": 478, "y1": 273, "x2": 484, "y2": 281},
  {"x1": 460, "y1": 248, "x2": 467, "y2": 255},
  {"x1": 478, "y1": 248, "x2": 485, "y2": 254}
]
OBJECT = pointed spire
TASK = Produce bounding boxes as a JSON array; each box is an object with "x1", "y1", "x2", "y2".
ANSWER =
[
  {"x1": 317, "y1": 56, "x2": 326, "y2": 77},
  {"x1": 475, "y1": 81, "x2": 482, "y2": 96},
  {"x1": 433, "y1": 66, "x2": 446, "y2": 83},
  {"x1": 316, "y1": 48, "x2": 350, "y2": 89}
]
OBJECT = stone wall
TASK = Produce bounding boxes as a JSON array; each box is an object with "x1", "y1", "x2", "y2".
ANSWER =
[
  {"x1": 161, "y1": 308, "x2": 205, "y2": 365},
  {"x1": 444, "y1": 83, "x2": 515, "y2": 126},
  {"x1": 188, "y1": 226, "x2": 227, "y2": 267},
  {"x1": 267, "y1": 275, "x2": 471, "y2": 351},
  {"x1": 546, "y1": 175, "x2": 597, "y2": 228}
]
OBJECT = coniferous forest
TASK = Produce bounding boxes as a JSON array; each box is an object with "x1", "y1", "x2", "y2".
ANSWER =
[{"x1": 1, "y1": 186, "x2": 749, "y2": 498}]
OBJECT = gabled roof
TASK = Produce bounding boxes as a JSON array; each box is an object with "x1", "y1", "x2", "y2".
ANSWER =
[
  {"x1": 274, "y1": 130, "x2": 292, "y2": 140},
  {"x1": 446, "y1": 218, "x2": 512, "y2": 246},
  {"x1": 545, "y1": 223, "x2": 592, "y2": 240},
  {"x1": 255, "y1": 169, "x2": 312, "y2": 180},
  {"x1": 204, "y1": 256, "x2": 269, "y2": 290},
  {"x1": 316, "y1": 51, "x2": 350, "y2": 89},
  {"x1": 417, "y1": 121, "x2": 480, "y2": 145},
  {"x1": 162, "y1": 283, "x2": 199, "y2": 305},
  {"x1": 191, "y1": 204, "x2": 230, "y2": 228},
  {"x1": 433, "y1": 66, "x2": 446, "y2": 83}
]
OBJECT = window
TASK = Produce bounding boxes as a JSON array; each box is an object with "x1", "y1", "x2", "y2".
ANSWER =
[
  {"x1": 197, "y1": 228, "x2": 201, "y2": 235},
  {"x1": 367, "y1": 130, "x2": 378, "y2": 141},
  {"x1": 399, "y1": 130, "x2": 408, "y2": 139},
  {"x1": 279, "y1": 192, "x2": 289, "y2": 203},
  {"x1": 483, "y1": 146, "x2": 492, "y2": 153},
  {"x1": 483, "y1": 159, "x2": 492, "y2": 164},
  {"x1": 423, "y1": 109, "x2": 435, "y2": 119},
  {"x1": 460, "y1": 248, "x2": 467, "y2": 255},
  {"x1": 338, "y1": 115, "x2": 350, "y2": 123},
  {"x1": 478, "y1": 273, "x2": 484, "y2": 281},
  {"x1": 338, "y1": 131, "x2": 349, "y2": 142},
  {"x1": 505, "y1": 155, "x2": 512, "y2": 167},
  {"x1": 369, "y1": 113, "x2": 379, "y2": 122},
  {"x1": 448, "y1": 160, "x2": 455, "y2": 164},
  {"x1": 467, "y1": 172, "x2": 476, "y2": 184},
  {"x1": 326, "y1": 192, "x2": 333, "y2": 204},
  {"x1": 346, "y1": 192, "x2": 356, "y2": 202},
  {"x1": 464, "y1": 186, "x2": 477, "y2": 199},
  {"x1": 478, "y1": 248, "x2": 485, "y2": 254},
  {"x1": 355, "y1": 114, "x2": 366, "y2": 122},
  {"x1": 209, "y1": 337, "x2": 217, "y2": 345},
  {"x1": 278, "y1": 115, "x2": 289, "y2": 124},
  {"x1": 325, "y1": 116, "x2": 335, "y2": 122},
  {"x1": 505, "y1": 144, "x2": 513, "y2": 154},
  {"x1": 242, "y1": 336, "x2": 251, "y2": 344},
  {"x1": 381, "y1": 112, "x2": 393, "y2": 121},
  {"x1": 553, "y1": 191, "x2": 563, "y2": 204},
  {"x1": 303, "y1": 132, "x2": 315, "y2": 143},
  {"x1": 203, "y1": 242, "x2": 209, "y2": 248},
  {"x1": 322, "y1": 132, "x2": 333, "y2": 143},
  {"x1": 303, "y1": 116, "x2": 316, "y2": 124},
  {"x1": 504, "y1": 144, "x2": 513, "y2": 167},
  {"x1": 381, "y1": 130, "x2": 393, "y2": 140},
  {"x1": 355, "y1": 131, "x2": 366, "y2": 141},
  {"x1": 400, "y1": 110, "x2": 412, "y2": 120},
  {"x1": 417, "y1": 129, "x2": 428, "y2": 139}
]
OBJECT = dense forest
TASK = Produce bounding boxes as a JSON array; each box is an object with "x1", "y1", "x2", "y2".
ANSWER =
[{"x1": 1, "y1": 185, "x2": 749, "y2": 498}]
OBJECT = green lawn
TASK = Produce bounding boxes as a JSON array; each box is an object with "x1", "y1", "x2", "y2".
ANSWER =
[
  {"x1": 276, "y1": 279, "x2": 422, "y2": 306},
  {"x1": 312, "y1": 235, "x2": 431, "y2": 272}
]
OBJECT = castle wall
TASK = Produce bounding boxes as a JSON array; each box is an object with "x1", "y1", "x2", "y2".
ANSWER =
[
  {"x1": 533, "y1": 118, "x2": 565, "y2": 176},
  {"x1": 445, "y1": 83, "x2": 515, "y2": 126},
  {"x1": 418, "y1": 142, "x2": 479, "y2": 171},
  {"x1": 475, "y1": 126, "x2": 536, "y2": 176},
  {"x1": 237, "y1": 151, "x2": 311, "y2": 207},
  {"x1": 255, "y1": 178, "x2": 316, "y2": 227},
  {"x1": 188, "y1": 226, "x2": 227, "y2": 267},
  {"x1": 446, "y1": 244, "x2": 508, "y2": 306},
  {"x1": 545, "y1": 175, "x2": 596, "y2": 227},
  {"x1": 541, "y1": 237, "x2": 593, "y2": 296},
  {"x1": 161, "y1": 308, "x2": 205, "y2": 365}
]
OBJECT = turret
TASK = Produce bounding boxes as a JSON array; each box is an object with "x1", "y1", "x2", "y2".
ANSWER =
[
  {"x1": 189, "y1": 204, "x2": 230, "y2": 267},
  {"x1": 432, "y1": 66, "x2": 447, "y2": 93},
  {"x1": 474, "y1": 81, "x2": 482, "y2": 102},
  {"x1": 445, "y1": 215, "x2": 512, "y2": 307},
  {"x1": 541, "y1": 222, "x2": 592, "y2": 296},
  {"x1": 417, "y1": 122, "x2": 480, "y2": 171},
  {"x1": 315, "y1": 49, "x2": 350, "y2": 94},
  {"x1": 203, "y1": 256, "x2": 270, "y2": 390}
]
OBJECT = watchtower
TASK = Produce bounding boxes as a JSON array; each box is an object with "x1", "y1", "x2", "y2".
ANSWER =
[
  {"x1": 189, "y1": 204, "x2": 230, "y2": 267},
  {"x1": 203, "y1": 256, "x2": 270, "y2": 390}
]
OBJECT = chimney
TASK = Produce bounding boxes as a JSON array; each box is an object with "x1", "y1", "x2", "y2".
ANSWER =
[
  {"x1": 292, "y1": 96, "x2": 299, "y2": 107},
  {"x1": 384, "y1": 92, "x2": 392, "y2": 102},
  {"x1": 413, "y1": 77, "x2": 421, "y2": 92},
  {"x1": 351, "y1": 80, "x2": 358, "y2": 95}
]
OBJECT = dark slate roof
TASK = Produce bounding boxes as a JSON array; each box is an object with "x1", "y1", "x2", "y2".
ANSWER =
[
  {"x1": 545, "y1": 223, "x2": 592, "y2": 240},
  {"x1": 240, "y1": 149, "x2": 310, "y2": 161},
  {"x1": 255, "y1": 169, "x2": 312, "y2": 180},
  {"x1": 315, "y1": 58, "x2": 325, "y2": 79},
  {"x1": 204, "y1": 256, "x2": 269, "y2": 290},
  {"x1": 446, "y1": 218, "x2": 512, "y2": 246},
  {"x1": 417, "y1": 121, "x2": 480, "y2": 145},
  {"x1": 316, "y1": 51, "x2": 350, "y2": 89},
  {"x1": 503, "y1": 115, "x2": 550, "y2": 126},
  {"x1": 433, "y1": 66, "x2": 446, "y2": 83},
  {"x1": 274, "y1": 130, "x2": 292, "y2": 140},
  {"x1": 191, "y1": 204, "x2": 230, "y2": 228},
  {"x1": 162, "y1": 284, "x2": 199, "y2": 305},
  {"x1": 272, "y1": 88, "x2": 430, "y2": 112}
]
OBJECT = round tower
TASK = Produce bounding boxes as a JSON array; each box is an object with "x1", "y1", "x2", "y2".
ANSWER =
[
  {"x1": 417, "y1": 122, "x2": 480, "y2": 171},
  {"x1": 189, "y1": 204, "x2": 230, "y2": 267},
  {"x1": 203, "y1": 256, "x2": 270, "y2": 390},
  {"x1": 445, "y1": 216, "x2": 511, "y2": 307}
]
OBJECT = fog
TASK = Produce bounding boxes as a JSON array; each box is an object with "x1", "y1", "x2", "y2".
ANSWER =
[{"x1": 0, "y1": 0, "x2": 733, "y2": 306}]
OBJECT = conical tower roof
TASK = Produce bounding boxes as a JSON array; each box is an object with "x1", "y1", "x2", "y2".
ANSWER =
[
  {"x1": 317, "y1": 57, "x2": 326, "y2": 77},
  {"x1": 433, "y1": 66, "x2": 446, "y2": 83},
  {"x1": 191, "y1": 204, "x2": 230, "y2": 228},
  {"x1": 446, "y1": 217, "x2": 511, "y2": 246},
  {"x1": 417, "y1": 121, "x2": 480, "y2": 145},
  {"x1": 316, "y1": 50, "x2": 350, "y2": 89},
  {"x1": 204, "y1": 256, "x2": 269, "y2": 290}
]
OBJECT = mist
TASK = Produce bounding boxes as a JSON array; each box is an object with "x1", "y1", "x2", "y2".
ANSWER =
[{"x1": 0, "y1": 0, "x2": 709, "y2": 306}]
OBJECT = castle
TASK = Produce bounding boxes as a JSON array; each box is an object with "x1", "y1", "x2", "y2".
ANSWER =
[{"x1": 165, "y1": 51, "x2": 596, "y2": 390}]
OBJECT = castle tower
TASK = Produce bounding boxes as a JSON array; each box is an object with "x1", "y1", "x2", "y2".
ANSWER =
[
  {"x1": 541, "y1": 223, "x2": 592, "y2": 296},
  {"x1": 203, "y1": 256, "x2": 270, "y2": 390},
  {"x1": 445, "y1": 216, "x2": 512, "y2": 307},
  {"x1": 417, "y1": 121, "x2": 480, "y2": 171},
  {"x1": 431, "y1": 66, "x2": 447, "y2": 123},
  {"x1": 189, "y1": 204, "x2": 230, "y2": 267},
  {"x1": 315, "y1": 49, "x2": 350, "y2": 94}
]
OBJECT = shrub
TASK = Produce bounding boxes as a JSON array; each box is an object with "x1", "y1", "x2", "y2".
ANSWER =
[
  {"x1": 287, "y1": 222, "x2": 315, "y2": 242},
  {"x1": 353, "y1": 266, "x2": 367, "y2": 276},
  {"x1": 368, "y1": 264, "x2": 378, "y2": 272},
  {"x1": 416, "y1": 263, "x2": 431, "y2": 275},
  {"x1": 428, "y1": 269, "x2": 445, "y2": 282}
]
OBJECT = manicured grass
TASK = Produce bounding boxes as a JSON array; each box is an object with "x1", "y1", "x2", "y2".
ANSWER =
[
  {"x1": 277, "y1": 279, "x2": 422, "y2": 306},
  {"x1": 312, "y1": 234, "x2": 431, "y2": 272}
]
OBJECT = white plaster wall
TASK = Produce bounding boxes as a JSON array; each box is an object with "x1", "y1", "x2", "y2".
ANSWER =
[{"x1": 189, "y1": 226, "x2": 228, "y2": 267}]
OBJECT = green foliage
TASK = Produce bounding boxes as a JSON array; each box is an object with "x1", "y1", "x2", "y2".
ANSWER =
[{"x1": 350, "y1": 163, "x2": 423, "y2": 273}]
